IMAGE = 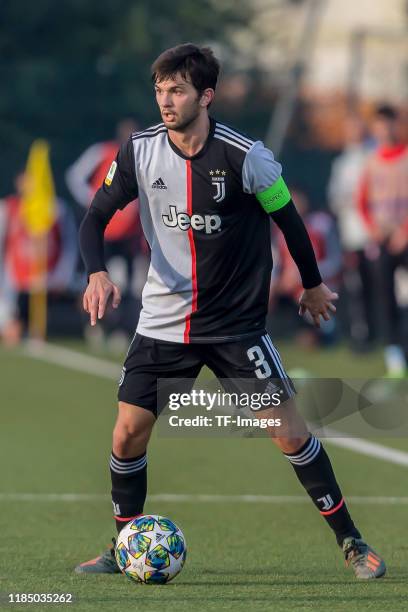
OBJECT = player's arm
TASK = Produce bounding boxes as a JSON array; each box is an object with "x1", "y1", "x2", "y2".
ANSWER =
[
  {"x1": 78, "y1": 137, "x2": 138, "y2": 325},
  {"x1": 270, "y1": 202, "x2": 338, "y2": 327},
  {"x1": 243, "y1": 142, "x2": 338, "y2": 327}
]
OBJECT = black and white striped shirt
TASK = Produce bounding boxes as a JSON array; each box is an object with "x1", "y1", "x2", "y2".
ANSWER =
[{"x1": 80, "y1": 118, "x2": 318, "y2": 343}]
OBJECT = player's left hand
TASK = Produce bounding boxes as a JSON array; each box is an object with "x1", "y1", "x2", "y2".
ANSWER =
[{"x1": 298, "y1": 283, "x2": 338, "y2": 328}]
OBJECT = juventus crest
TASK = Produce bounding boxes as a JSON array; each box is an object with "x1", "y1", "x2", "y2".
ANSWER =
[{"x1": 209, "y1": 169, "x2": 226, "y2": 203}]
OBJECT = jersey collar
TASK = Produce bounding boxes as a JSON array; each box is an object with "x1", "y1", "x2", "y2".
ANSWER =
[{"x1": 167, "y1": 117, "x2": 216, "y2": 160}]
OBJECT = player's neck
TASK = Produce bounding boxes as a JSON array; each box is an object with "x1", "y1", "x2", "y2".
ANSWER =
[{"x1": 168, "y1": 114, "x2": 210, "y2": 157}]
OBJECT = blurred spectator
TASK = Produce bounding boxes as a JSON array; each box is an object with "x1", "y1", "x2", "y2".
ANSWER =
[
  {"x1": 66, "y1": 118, "x2": 147, "y2": 349},
  {"x1": 0, "y1": 199, "x2": 18, "y2": 345},
  {"x1": 66, "y1": 118, "x2": 141, "y2": 283},
  {"x1": 271, "y1": 188, "x2": 342, "y2": 347},
  {"x1": 327, "y1": 113, "x2": 376, "y2": 350},
  {"x1": 358, "y1": 104, "x2": 408, "y2": 376},
  {"x1": 0, "y1": 173, "x2": 77, "y2": 345}
]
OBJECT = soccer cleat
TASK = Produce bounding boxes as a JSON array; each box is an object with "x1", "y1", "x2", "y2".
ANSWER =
[
  {"x1": 342, "y1": 537, "x2": 386, "y2": 579},
  {"x1": 74, "y1": 538, "x2": 121, "y2": 574}
]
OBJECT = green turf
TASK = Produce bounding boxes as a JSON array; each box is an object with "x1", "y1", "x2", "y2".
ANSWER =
[{"x1": 1, "y1": 343, "x2": 407, "y2": 611}]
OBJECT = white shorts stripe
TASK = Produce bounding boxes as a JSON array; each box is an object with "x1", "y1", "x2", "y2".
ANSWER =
[
  {"x1": 261, "y1": 335, "x2": 292, "y2": 397},
  {"x1": 261, "y1": 335, "x2": 289, "y2": 395},
  {"x1": 124, "y1": 330, "x2": 138, "y2": 360},
  {"x1": 265, "y1": 334, "x2": 295, "y2": 398}
]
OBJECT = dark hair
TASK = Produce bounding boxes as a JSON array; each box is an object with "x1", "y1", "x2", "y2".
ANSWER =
[
  {"x1": 375, "y1": 104, "x2": 398, "y2": 121},
  {"x1": 151, "y1": 43, "x2": 220, "y2": 93}
]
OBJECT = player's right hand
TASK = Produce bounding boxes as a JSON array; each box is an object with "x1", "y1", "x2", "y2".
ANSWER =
[
  {"x1": 83, "y1": 271, "x2": 121, "y2": 326},
  {"x1": 298, "y1": 282, "x2": 338, "y2": 328}
]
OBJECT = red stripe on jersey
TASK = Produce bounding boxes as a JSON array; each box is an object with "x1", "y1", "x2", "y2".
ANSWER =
[{"x1": 184, "y1": 160, "x2": 198, "y2": 343}]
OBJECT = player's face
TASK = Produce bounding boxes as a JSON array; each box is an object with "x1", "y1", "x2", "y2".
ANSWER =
[{"x1": 155, "y1": 74, "x2": 206, "y2": 131}]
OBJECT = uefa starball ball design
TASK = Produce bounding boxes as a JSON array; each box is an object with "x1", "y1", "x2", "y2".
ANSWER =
[{"x1": 115, "y1": 515, "x2": 187, "y2": 584}]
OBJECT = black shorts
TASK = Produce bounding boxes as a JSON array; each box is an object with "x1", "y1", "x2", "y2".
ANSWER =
[{"x1": 118, "y1": 332, "x2": 295, "y2": 415}]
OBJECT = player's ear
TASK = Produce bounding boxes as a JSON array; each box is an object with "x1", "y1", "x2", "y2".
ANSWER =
[{"x1": 200, "y1": 88, "x2": 214, "y2": 108}]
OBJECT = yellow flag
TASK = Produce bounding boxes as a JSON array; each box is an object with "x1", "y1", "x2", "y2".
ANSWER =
[{"x1": 21, "y1": 139, "x2": 56, "y2": 236}]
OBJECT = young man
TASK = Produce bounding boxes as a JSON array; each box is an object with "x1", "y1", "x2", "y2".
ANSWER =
[{"x1": 76, "y1": 43, "x2": 385, "y2": 579}]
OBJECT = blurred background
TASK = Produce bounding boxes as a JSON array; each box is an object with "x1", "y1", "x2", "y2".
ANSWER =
[{"x1": 1, "y1": 0, "x2": 408, "y2": 374}]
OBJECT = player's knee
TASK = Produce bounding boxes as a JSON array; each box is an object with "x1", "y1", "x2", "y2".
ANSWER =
[
  {"x1": 113, "y1": 419, "x2": 147, "y2": 443},
  {"x1": 112, "y1": 402, "x2": 155, "y2": 456},
  {"x1": 112, "y1": 419, "x2": 148, "y2": 455},
  {"x1": 112, "y1": 429, "x2": 146, "y2": 457},
  {"x1": 272, "y1": 435, "x2": 309, "y2": 455}
]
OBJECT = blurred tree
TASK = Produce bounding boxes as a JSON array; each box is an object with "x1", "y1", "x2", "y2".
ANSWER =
[{"x1": 0, "y1": 0, "x2": 251, "y2": 195}]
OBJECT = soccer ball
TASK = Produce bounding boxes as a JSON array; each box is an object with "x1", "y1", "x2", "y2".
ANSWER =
[{"x1": 115, "y1": 514, "x2": 187, "y2": 584}]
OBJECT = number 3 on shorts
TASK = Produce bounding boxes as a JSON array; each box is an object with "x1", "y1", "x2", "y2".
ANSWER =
[{"x1": 246, "y1": 345, "x2": 272, "y2": 379}]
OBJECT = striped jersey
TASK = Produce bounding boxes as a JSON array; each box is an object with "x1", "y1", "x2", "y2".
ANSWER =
[{"x1": 96, "y1": 118, "x2": 287, "y2": 343}]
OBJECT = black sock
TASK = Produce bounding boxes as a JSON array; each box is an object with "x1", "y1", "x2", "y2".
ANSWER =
[
  {"x1": 284, "y1": 436, "x2": 361, "y2": 546},
  {"x1": 110, "y1": 451, "x2": 147, "y2": 533}
]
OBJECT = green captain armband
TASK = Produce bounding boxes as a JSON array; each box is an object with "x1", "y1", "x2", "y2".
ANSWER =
[{"x1": 256, "y1": 176, "x2": 291, "y2": 213}]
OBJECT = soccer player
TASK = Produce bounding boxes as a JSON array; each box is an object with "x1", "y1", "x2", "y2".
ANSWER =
[{"x1": 76, "y1": 44, "x2": 385, "y2": 579}]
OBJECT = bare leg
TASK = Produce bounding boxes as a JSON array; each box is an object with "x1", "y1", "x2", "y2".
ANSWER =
[{"x1": 110, "y1": 402, "x2": 156, "y2": 531}]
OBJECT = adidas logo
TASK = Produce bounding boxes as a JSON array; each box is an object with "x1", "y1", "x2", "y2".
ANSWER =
[{"x1": 152, "y1": 177, "x2": 167, "y2": 189}]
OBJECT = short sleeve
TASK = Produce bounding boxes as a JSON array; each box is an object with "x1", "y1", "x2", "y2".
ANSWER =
[{"x1": 242, "y1": 141, "x2": 291, "y2": 213}]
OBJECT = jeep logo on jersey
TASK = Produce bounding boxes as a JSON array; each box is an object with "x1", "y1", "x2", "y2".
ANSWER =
[
  {"x1": 209, "y1": 169, "x2": 226, "y2": 203},
  {"x1": 162, "y1": 205, "x2": 221, "y2": 234}
]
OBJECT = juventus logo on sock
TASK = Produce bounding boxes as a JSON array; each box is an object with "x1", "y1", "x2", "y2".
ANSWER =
[{"x1": 317, "y1": 494, "x2": 334, "y2": 511}]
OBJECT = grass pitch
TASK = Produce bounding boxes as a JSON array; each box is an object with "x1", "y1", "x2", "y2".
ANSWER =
[{"x1": 1, "y1": 342, "x2": 407, "y2": 611}]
